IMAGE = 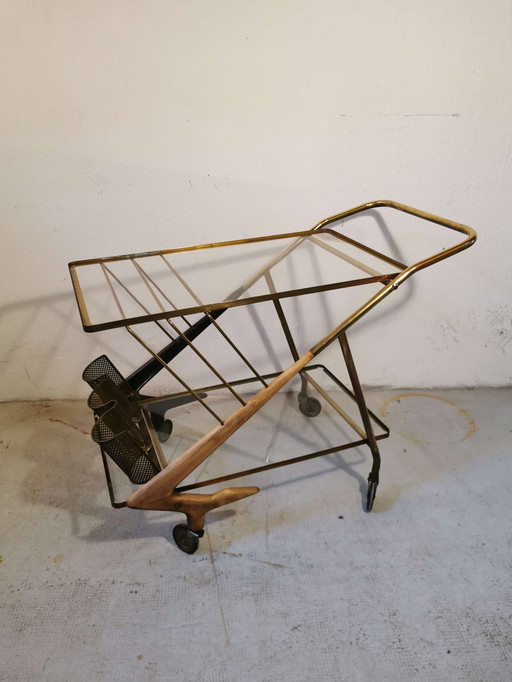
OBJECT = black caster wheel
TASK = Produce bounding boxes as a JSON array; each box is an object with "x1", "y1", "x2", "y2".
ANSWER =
[
  {"x1": 298, "y1": 396, "x2": 322, "y2": 417},
  {"x1": 172, "y1": 524, "x2": 200, "y2": 554},
  {"x1": 157, "y1": 419, "x2": 173, "y2": 443},
  {"x1": 366, "y1": 480, "x2": 378, "y2": 512}
]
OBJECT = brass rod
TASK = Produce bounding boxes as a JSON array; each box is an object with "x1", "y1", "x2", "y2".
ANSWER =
[
  {"x1": 69, "y1": 265, "x2": 93, "y2": 329},
  {"x1": 131, "y1": 259, "x2": 169, "y2": 313},
  {"x1": 308, "y1": 236, "x2": 383, "y2": 277},
  {"x1": 131, "y1": 260, "x2": 246, "y2": 406},
  {"x1": 310, "y1": 200, "x2": 476, "y2": 240},
  {"x1": 139, "y1": 363, "x2": 388, "y2": 437},
  {"x1": 264, "y1": 271, "x2": 300, "y2": 362},
  {"x1": 321, "y1": 229, "x2": 407, "y2": 270},
  {"x1": 174, "y1": 435, "x2": 388, "y2": 493},
  {"x1": 161, "y1": 255, "x2": 268, "y2": 387},
  {"x1": 79, "y1": 274, "x2": 392, "y2": 333},
  {"x1": 309, "y1": 281, "x2": 398, "y2": 356},
  {"x1": 338, "y1": 333, "x2": 380, "y2": 452},
  {"x1": 139, "y1": 368, "x2": 295, "y2": 406},
  {"x1": 159, "y1": 254, "x2": 207, "y2": 305},
  {"x1": 100, "y1": 263, "x2": 126, "y2": 319},
  {"x1": 69, "y1": 229, "x2": 322, "y2": 268},
  {"x1": 300, "y1": 371, "x2": 366, "y2": 439},
  {"x1": 161, "y1": 318, "x2": 246, "y2": 406},
  {"x1": 127, "y1": 327, "x2": 224, "y2": 425},
  {"x1": 103, "y1": 266, "x2": 181, "y2": 354},
  {"x1": 264, "y1": 269, "x2": 310, "y2": 412},
  {"x1": 103, "y1": 264, "x2": 160, "y2": 321},
  {"x1": 192, "y1": 310, "x2": 268, "y2": 388},
  {"x1": 236, "y1": 236, "x2": 308, "y2": 295},
  {"x1": 319, "y1": 365, "x2": 390, "y2": 436},
  {"x1": 131, "y1": 259, "x2": 192, "y2": 327},
  {"x1": 104, "y1": 266, "x2": 230, "y2": 387},
  {"x1": 126, "y1": 352, "x2": 315, "y2": 509}
]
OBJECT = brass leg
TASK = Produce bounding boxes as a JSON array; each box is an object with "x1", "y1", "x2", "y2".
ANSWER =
[
  {"x1": 264, "y1": 272, "x2": 320, "y2": 416},
  {"x1": 338, "y1": 332, "x2": 381, "y2": 510}
]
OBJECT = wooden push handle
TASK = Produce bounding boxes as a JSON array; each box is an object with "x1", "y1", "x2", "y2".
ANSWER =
[{"x1": 127, "y1": 352, "x2": 314, "y2": 512}]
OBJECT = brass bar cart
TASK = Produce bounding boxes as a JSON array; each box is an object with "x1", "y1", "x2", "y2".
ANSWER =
[{"x1": 69, "y1": 200, "x2": 476, "y2": 553}]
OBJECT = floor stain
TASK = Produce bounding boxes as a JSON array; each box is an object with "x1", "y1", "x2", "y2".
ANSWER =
[
  {"x1": 381, "y1": 393, "x2": 477, "y2": 445},
  {"x1": 218, "y1": 551, "x2": 290, "y2": 569},
  {"x1": 34, "y1": 403, "x2": 51, "y2": 416},
  {"x1": 49, "y1": 418, "x2": 89, "y2": 436},
  {"x1": 53, "y1": 554, "x2": 64, "y2": 564},
  {"x1": 206, "y1": 530, "x2": 231, "y2": 646}
]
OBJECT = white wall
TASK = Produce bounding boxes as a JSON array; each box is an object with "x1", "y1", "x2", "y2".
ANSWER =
[{"x1": 1, "y1": 0, "x2": 511, "y2": 400}]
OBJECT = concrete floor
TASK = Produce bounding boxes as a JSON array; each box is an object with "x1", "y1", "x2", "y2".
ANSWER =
[{"x1": 1, "y1": 388, "x2": 511, "y2": 681}]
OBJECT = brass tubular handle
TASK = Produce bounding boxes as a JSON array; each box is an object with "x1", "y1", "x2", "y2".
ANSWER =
[
  {"x1": 309, "y1": 200, "x2": 477, "y2": 356},
  {"x1": 313, "y1": 198, "x2": 476, "y2": 242},
  {"x1": 319, "y1": 198, "x2": 477, "y2": 280}
]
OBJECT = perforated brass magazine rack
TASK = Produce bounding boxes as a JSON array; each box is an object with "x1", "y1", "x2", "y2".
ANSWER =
[{"x1": 69, "y1": 200, "x2": 476, "y2": 554}]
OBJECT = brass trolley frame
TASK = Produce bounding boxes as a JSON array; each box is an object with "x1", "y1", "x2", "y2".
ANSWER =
[{"x1": 69, "y1": 200, "x2": 476, "y2": 554}]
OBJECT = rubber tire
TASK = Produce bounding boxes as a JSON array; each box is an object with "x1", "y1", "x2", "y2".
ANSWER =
[
  {"x1": 172, "y1": 524, "x2": 199, "y2": 554},
  {"x1": 298, "y1": 396, "x2": 322, "y2": 418},
  {"x1": 157, "y1": 419, "x2": 173, "y2": 443}
]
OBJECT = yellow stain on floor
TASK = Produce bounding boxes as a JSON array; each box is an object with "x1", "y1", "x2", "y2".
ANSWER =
[{"x1": 381, "y1": 393, "x2": 477, "y2": 445}]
